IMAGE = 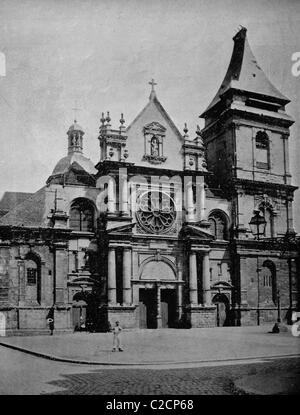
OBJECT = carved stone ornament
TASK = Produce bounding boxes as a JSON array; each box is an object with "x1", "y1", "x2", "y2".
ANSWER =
[
  {"x1": 143, "y1": 122, "x2": 167, "y2": 165},
  {"x1": 136, "y1": 190, "x2": 176, "y2": 234}
]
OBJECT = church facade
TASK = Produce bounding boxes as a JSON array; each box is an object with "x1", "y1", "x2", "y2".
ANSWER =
[{"x1": 0, "y1": 28, "x2": 299, "y2": 335}]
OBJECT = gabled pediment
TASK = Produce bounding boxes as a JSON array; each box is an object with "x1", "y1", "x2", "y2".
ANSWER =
[
  {"x1": 125, "y1": 92, "x2": 184, "y2": 170},
  {"x1": 143, "y1": 121, "x2": 166, "y2": 134},
  {"x1": 180, "y1": 224, "x2": 214, "y2": 240},
  {"x1": 107, "y1": 223, "x2": 135, "y2": 235}
]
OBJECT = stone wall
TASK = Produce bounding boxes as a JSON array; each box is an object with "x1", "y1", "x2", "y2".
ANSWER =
[
  {"x1": 186, "y1": 305, "x2": 216, "y2": 328},
  {"x1": 107, "y1": 305, "x2": 137, "y2": 329}
]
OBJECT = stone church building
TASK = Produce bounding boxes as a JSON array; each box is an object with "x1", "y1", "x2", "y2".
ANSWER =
[{"x1": 0, "y1": 27, "x2": 298, "y2": 335}]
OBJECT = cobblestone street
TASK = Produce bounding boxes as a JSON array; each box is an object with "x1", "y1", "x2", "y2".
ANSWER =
[
  {"x1": 45, "y1": 358, "x2": 300, "y2": 395},
  {"x1": 0, "y1": 327, "x2": 299, "y2": 395},
  {"x1": 1, "y1": 344, "x2": 299, "y2": 395}
]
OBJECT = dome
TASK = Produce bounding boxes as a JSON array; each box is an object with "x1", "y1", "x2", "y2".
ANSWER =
[
  {"x1": 51, "y1": 153, "x2": 97, "y2": 176},
  {"x1": 67, "y1": 120, "x2": 84, "y2": 134}
]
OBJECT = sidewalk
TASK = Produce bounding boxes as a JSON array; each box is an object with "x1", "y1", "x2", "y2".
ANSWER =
[{"x1": 0, "y1": 326, "x2": 299, "y2": 367}]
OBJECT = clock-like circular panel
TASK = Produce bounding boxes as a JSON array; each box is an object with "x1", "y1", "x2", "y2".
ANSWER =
[{"x1": 136, "y1": 190, "x2": 176, "y2": 234}]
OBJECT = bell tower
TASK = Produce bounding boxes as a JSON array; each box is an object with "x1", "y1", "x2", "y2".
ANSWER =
[{"x1": 200, "y1": 27, "x2": 297, "y2": 238}]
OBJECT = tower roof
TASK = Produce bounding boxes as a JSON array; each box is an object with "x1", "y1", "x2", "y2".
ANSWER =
[
  {"x1": 201, "y1": 27, "x2": 289, "y2": 118},
  {"x1": 67, "y1": 120, "x2": 84, "y2": 133}
]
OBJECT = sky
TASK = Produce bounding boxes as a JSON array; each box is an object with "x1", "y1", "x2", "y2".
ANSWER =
[{"x1": 0, "y1": 0, "x2": 299, "y2": 230}]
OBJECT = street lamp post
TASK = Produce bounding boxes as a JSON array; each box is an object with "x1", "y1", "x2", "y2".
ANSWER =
[
  {"x1": 277, "y1": 289, "x2": 281, "y2": 323},
  {"x1": 249, "y1": 210, "x2": 267, "y2": 326}
]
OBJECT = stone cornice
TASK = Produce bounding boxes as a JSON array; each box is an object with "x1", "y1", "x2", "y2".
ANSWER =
[
  {"x1": 232, "y1": 178, "x2": 298, "y2": 194},
  {"x1": 0, "y1": 225, "x2": 71, "y2": 245},
  {"x1": 231, "y1": 237, "x2": 299, "y2": 254}
]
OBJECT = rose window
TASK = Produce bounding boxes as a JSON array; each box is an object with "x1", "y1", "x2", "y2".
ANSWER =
[{"x1": 136, "y1": 191, "x2": 176, "y2": 234}]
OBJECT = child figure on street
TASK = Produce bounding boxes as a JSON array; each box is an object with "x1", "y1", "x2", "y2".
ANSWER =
[{"x1": 112, "y1": 321, "x2": 123, "y2": 352}]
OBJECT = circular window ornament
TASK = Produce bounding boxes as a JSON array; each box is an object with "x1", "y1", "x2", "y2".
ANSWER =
[{"x1": 136, "y1": 191, "x2": 176, "y2": 234}]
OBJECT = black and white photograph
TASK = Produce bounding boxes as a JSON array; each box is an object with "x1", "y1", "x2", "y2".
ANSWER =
[{"x1": 0, "y1": 0, "x2": 299, "y2": 401}]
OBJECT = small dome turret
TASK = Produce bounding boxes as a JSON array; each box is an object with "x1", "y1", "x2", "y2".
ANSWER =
[
  {"x1": 67, "y1": 120, "x2": 84, "y2": 134},
  {"x1": 67, "y1": 119, "x2": 84, "y2": 155}
]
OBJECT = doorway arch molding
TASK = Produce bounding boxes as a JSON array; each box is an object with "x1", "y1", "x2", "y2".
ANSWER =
[{"x1": 138, "y1": 255, "x2": 177, "y2": 280}]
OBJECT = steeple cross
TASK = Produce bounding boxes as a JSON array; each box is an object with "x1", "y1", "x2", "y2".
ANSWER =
[
  {"x1": 72, "y1": 101, "x2": 81, "y2": 122},
  {"x1": 148, "y1": 78, "x2": 157, "y2": 92}
]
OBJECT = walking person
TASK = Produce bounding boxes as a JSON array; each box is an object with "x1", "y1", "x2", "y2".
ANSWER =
[{"x1": 112, "y1": 321, "x2": 123, "y2": 352}]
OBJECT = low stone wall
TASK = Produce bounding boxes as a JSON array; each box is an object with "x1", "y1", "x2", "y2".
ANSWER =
[
  {"x1": 0, "y1": 305, "x2": 73, "y2": 336},
  {"x1": 107, "y1": 305, "x2": 137, "y2": 329},
  {"x1": 186, "y1": 305, "x2": 216, "y2": 328},
  {"x1": 236, "y1": 307, "x2": 291, "y2": 326}
]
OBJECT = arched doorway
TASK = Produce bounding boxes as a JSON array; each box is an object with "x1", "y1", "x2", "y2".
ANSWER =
[
  {"x1": 139, "y1": 259, "x2": 177, "y2": 329},
  {"x1": 72, "y1": 290, "x2": 97, "y2": 331},
  {"x1": 72, "y1": 290, "x2": 98, "y2": 332},
  {"x1": 212, "y1": 293, "x2": 230, "y2": 327}
]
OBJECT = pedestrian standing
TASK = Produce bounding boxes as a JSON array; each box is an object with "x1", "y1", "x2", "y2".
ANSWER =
[
  {"x1": 79, "y1": 315, "x2": 86, "y2": 332},
  {"x1": 112, "y1": 321, "x2": 123, "y2": 352},
  {"x1": 48, "y1": 318, "x2": 54, "y2": 335},
  {"x1": 46, "y1": 306, "x2": 55, "y2": 335}
]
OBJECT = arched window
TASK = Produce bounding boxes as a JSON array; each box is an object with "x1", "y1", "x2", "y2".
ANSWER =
[
  {"x1": 208, "y1": 211, "x2": 228, "y2": 240},
  {"x1": 256, "y1": 131, "x2": 269, "y2": 169},
  {"x1": 24, "y1": 254, "x2": 41, "y2": 304},
  {"x1": 69, "y1": 199, "x2": 94, "y2": 232},
  {"x1": 261, "y1": 260, "x2": 277, "y2": 305}
]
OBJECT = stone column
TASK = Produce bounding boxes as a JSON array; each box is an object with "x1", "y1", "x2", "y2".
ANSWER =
[
  {"x1": 157, "y1": 284, "x2": 162, "y2": 328},
  {"x1": 120, "y1": 168, "x2": 129, "y2": 216},
  {"x1": 185, "y1": 177, "x2": 194, "y2": 222},
  {"x1": 40, "y1": 263, "x2": 47, "y2": 305},
  {"x1": 199, "y1": 180, "x2": 206, "y2": 221},
  {"x1": 18, "y1": 260, "x2": 26, "y2": 305},
  {"x1": 202, "y1": 251, "x2": 211, "y2": 306},
  {"x1": 107, "y1": 177, "x2": 116, "y2": 214},
  {"x1": 54, "y1": 244, "x2": 68, "y2": 305},
  {"x1": 122, "y1": 248, "x2": 132, "y2": 305},
  {"x1": 177, "y1": 283, "x2": 183, "y2": 320},
  {"x1": 195, "y1": 176, "x2": 206, "y2": 221},
  {"x1": 189, "y1": 252, "x2": 198, "y2": 305},
  {"x1": 107, "y1": 247, "x2": 116, "y2": 304},
  {"x1": 287, "y1": 198, "x2": 294, "y2": 233}
]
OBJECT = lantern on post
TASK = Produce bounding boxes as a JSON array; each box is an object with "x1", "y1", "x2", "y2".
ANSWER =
[{"x1": 249, "y1": 210, "x2": 267, "y2": 241}]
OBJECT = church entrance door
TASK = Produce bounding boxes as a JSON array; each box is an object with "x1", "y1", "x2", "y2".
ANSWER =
[
  {"x1": 212, "y1": 293, "x2": 230, "y2": 327},
  {"x1": 139, "y1": 289, "x2": 157, "y2": 328},
  {"x1": 161, "y1": 289, "x2": 177, "y2": 328}
]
